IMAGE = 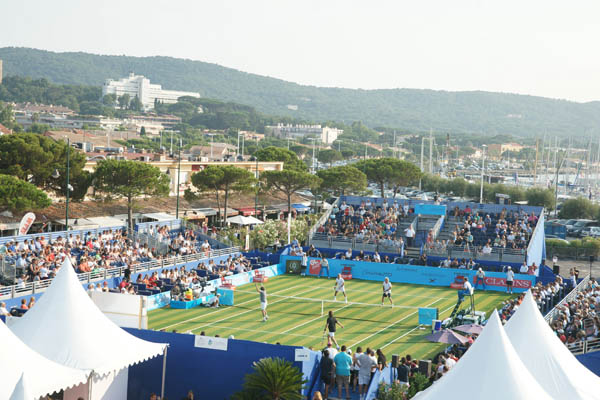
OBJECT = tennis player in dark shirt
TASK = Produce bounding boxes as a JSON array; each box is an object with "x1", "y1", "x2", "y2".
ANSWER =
[{"x1": 324, "y1": 310, "x2": 344, "y2": 349}]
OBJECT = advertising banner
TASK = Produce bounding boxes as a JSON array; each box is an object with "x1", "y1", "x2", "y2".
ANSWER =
[
  {"x1": 18, "y1": 212, "x2": 36, "y2": 235},
  {"x1": 194, "y1": 335, "x2": 228, "y2": 351},
  {"x1": 281, "y1": 256, "x2": 535, "y2": 293},
  {"x1": 308, "y1": 259, "x2": 322, "y2": 275}
]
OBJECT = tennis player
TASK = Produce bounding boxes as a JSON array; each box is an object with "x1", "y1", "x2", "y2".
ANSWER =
[
  {"x1": 381, "y1": 277, "x2": 393, "y2": 306},
  {"x1": 324, "y1": 310, "x2": 344, "y2": 349},
  {"x1": 255, "y1": 283, "x2": 268, "y2": 322},
  {"x1": 334, "y1": 273, "x2": 348, "y2": 303}
]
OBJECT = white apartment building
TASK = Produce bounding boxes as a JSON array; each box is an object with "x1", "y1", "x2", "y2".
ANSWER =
[
  {"x1": 265, "y1": 123, "x2": 342, "y2": 144},
  {"x1": 102, "y1": 73, "x2": 200, "y2": 110}
]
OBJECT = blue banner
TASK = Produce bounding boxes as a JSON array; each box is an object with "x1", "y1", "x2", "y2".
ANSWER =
[
  {"x1": 414, "y1": 204, "x2": 447, "y2": 216},
  {"x1": 280, "y1": 256, "x2": 536, "y2": 293}
]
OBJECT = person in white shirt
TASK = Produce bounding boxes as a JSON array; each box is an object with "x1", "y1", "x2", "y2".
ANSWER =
[
  {"x1": 404, "y1": 225, "x2": 415, "y2": 247},
  {"x1": 334, "y1": 274, "x2": 348, "y2": 303},
  {"x1": 458, "y1": 277, "x2": 473, "y2": 302},
  {"x1": 0, "y1": 302, "x2": 9, "y2": 316},
  {"x1": 345, "y1": 248, "x2": 353, "y2": 259},
  {"x1": 381, "y1": 277, "x2": 393, "y2": 306},
  {"x1": 506, "y1": 266, "x2": 515, "y2": 294},
  {"x1": 482, "y1": 243, "x2": 492, "y2": 254},
  {"x1": 475, "y1": 267, "x2": 486, "y2": 290},
  {"x1": 519, "y1": 262, "x2": 528, "y2": 274},
  {"x1": 357, "y1": 348, "x2": 377, "y2": 398}
]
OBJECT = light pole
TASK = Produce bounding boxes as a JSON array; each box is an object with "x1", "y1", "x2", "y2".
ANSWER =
[
  {"x1": 480, "y1": 144, "x2": 487, "y2": 204},
  {"x1": 254, "y1": 137, "x2": 259, "y2": 217},
  {"x1": 176, "y1": 138, "x2": 182, "y2": 219},
  {"x1": 308, "y1": 138, "x2": 316, "y2": 173},
  {"x1": 52, "y1": 138, "x2": 71, "y2": 231}
]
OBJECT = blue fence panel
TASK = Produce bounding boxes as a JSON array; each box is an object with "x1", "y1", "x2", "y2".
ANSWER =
[{"x1": 125, "y1": 329, "x2": 307, "y2": 400}]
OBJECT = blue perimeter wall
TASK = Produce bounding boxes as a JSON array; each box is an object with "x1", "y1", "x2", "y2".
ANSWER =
[
  {"x1": 125, "y1": 328, "x2": 310, "y2": 400},
  {"x1": 281, "y1": 256, "x2": 536, "y2": 293}
]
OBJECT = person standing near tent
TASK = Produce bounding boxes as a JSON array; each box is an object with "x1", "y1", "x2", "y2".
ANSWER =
[
  {"x1": 255, "y1": 283, "x2": 268, "y2": 322},
  {"x1": 334, "y1": 273, "x2": 348, "y2": 303},
  {"x1": 324, "y1": 310, "x2": 344, "y2": 349},
  {"x1": 506, "y1": 266, "x2": 514, "y2": 294},
  {"x1": 475, "y1": 267, "x2": 486, "y2": 290},
  {"x1": 382, "y1": 277, "x2": 393, "y2": 306}
]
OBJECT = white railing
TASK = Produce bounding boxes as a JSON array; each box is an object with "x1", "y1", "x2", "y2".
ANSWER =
[
  {"x1": 567, "y1": 337, "x2": 600, "y2": 355},
  {"x1": 308, "y1": 197, "x2": 340, "y2": 245},
  {"x1": 545, "y1": 274, "x2": 590, "y2": 323},
  {"x1": 431, "y1": 215, "x2": 445, "y2": 241},
  {"x1": 0, "y1": 246, "x2": 240, "y2": 300}
]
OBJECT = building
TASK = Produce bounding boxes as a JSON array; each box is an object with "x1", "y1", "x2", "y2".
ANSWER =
[
  {"x1": 0, "y1": 123, "x2": 12, "y2": 135},
  {"x1": 102, "y1": 73, "x2": 200, "y2": 111},
  {"x1": 487, "y1": 143, "x2": 526, "y2": 159},
  {"x1": 189, "y1": 143, "x2": 237, "y2": 161},
  {"x1": 265, "y1": 123, "x2": 342, "y2": 144}
]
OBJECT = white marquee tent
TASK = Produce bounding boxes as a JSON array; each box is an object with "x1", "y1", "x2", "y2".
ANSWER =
[
  {"x1": 9, "y1": 258, "x2": 167, "y2": 400},
  {"x1": 414, "y1": 310, "x2": 553, "y2": 400},
  {"x1": 0, "y1": 320, "x2": 88, "y2": 399},
  {"x1": 227, "y1": 215, "x2": 264, "y2": 225},
  {"x1": 505, "y1": 291, "x2": 600, "y2": 399},
  {"x1": 10, "y1": 373, "x2": 33, "y2": 400}
]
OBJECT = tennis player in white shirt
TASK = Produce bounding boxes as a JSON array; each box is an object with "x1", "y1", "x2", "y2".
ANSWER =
[{"x1": 334, "y1": 274, "x2": 348, "y2": 303}]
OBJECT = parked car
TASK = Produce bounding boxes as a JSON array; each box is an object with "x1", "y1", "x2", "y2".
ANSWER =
[
  {"x1": 581, "y1": 226, "x2": 600, "y2": 238},
  {"x1": 570, "y1": 220, "x2": 598, "y2": 237}
]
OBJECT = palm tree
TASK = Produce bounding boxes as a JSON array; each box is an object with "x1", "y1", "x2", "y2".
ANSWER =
[{"x1": 233, "y1": 357, "x2": 306, "y2": 400}]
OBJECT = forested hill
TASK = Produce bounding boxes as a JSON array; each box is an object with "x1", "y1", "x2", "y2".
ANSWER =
[{"x1": 1, "y1": 47, "x2": 599, "y2": 137}]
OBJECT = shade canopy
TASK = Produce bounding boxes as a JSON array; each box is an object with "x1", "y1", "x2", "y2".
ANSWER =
[
  {"x1": 227, "y1": 215, "x2": 264, "y2": 225},
  {"x1": 0, "y1": 319, "x2": 88, "y2": 399},
  {"x1": 453, "y1": 323, "x2": 484, "y2": 335},
  {"x1": 425, "y1": 329, "x2": 468, "y2": 344},
  {"x1": 9, "y1": 257, "x2": 166, "y2": 375},
  {"x1": 505, "y1": 291, "x2": 600, "y2": 399},
  {"x1": 414, "y1": 310, "x2": 552, "y2": 400}
]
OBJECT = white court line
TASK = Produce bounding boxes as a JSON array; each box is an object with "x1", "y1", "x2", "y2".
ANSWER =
[
  {"x1": 184, "y1": 286, "x2": 321, "y2": 332},
  {"x1": 348, "y1": 298, "x2": 444, "y2": 348},
  {"x1": 157, "y1": 282, "x2": 316, "y2": 330},
  {"x1": 380, "y1": 303, "x2": 457, "y2": 349}
]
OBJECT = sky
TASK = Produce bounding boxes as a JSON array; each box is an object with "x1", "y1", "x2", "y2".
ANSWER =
[{"x1": 1, "y1": 0, "x2": 599, "y2": 102}]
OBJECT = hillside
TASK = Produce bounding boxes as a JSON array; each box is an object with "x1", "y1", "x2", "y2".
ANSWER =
[{"x1": 1, "y1": 47, "x2": 599, "y2": 137}]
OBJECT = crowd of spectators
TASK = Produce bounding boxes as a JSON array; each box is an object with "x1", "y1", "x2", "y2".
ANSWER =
[
  {"x1": 316, "y1": 200, "x2": 413, "y2": 249},
  {"x1": 0, "y1": 227, "x2": 216, "y2": 288},
  {"x1": 448, "y1": 206, "x2": 538, "y2": 253}
]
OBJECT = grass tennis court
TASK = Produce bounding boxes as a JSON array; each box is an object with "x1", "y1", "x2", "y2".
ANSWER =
[{"x1": 149, "y1": 275, "x2": 514, "y2": 359}]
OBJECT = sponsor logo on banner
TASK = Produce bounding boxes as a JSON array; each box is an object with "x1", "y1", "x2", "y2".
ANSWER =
[
  {"x1": 194, "y1": 335, "x2": 228, "y2": 351},
  {"x1": 483, "y1": 277, "x2": 532, "y2": 289},
  {"x1": 309, "y1": 259, "x2": 322, "y2": 275},
  {"x1": 18, "y1": 212, "x2": 36, "y2": 235}
]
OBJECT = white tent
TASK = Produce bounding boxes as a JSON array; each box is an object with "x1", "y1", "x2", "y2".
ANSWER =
[
  {"x1": 9, "y1": 258, "x2": 167, "y2": 399},
  {"x1": 227, "y1": 215, "x2": 264, "y2": 225},
  {"x1": 0, "y1": 321, "x2": 88, "y2": 399},
  {"x1": 505, "y1": 291, "x2": 600, "y2": 399},
  {"x1": 10, "y1": 373, "x2": 33, "y2": 400},
  {"x1": 414, "y1": 310, "x2": 553, "y2": 400}
]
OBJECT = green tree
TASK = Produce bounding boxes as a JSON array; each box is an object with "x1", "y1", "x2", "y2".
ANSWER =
[
  {"x1": 261, "y1": 170, "x2": 319, "y2": 213},
  {"x1": 140, "y1": 126, "x2": 147, "y2": 136},
  {"x1": 0, "y1": 133, "x2": 90, "y2": 200},
  {"x1": 525, "y1": 187, "x2": 555, "y2": 210},
  {"x1": 232, "y1": 357, "x2": 306, "y2": 400},
  {"x1": 191, "y1": 165, "x2": 256, "y2": 225},
  {"x1": 102, "y1": 93, "x2": 117, "y2": 106},
  {"x1": 255, "y1": 146, "x2": 307, "y2": 172},
  {"x1": 317, "y1": 149, "x2": 342, "y2": 167},
  {"x1": 0, "y1": 174, "x2": 51, "y2": 212},
  {"x1": 559, "y1": 197, "x2": 599, "y2": 219},
  {"x1": 355, "y1": 158, "x2": 422, "y2": 197},
  {"x1": 129, "y1": 95, "x2": 143, "y2": 112},
  {"x1": 317, "y1": 165, "x2": 367, "y2": 195},
  {"x1": 118, "y1": 94, "x2": 131, "y2": 110},
  {"x1": 0, "y1": 102, "x2": 16, "y2": 129},
  {"x1": 93, "y1": 159, "x2": 170, "y2": 230}
]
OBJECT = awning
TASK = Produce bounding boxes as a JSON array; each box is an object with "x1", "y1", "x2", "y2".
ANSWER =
[
  {"x1": 141, "y1": 212, "x2": 175, "y2": 221},
  {"x1": 236, "y1": 207, "x2": 261, "y2": 216},
  {"x1": 188, "y1": 208, "x2": 217, "y2": 217},
  {"x1": 213, "y1": 207, "x2": 239, "y2": 216}
]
